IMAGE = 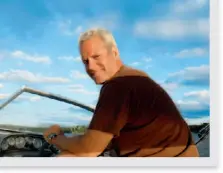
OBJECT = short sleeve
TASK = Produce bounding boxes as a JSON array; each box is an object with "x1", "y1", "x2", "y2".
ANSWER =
[{"x1": 88, "y1": 80, "x2": 131, "y2": 137}]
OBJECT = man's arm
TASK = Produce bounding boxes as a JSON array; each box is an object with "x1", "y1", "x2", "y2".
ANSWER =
[
  {"x1": 44, "y1": 79, "x2": 130, "y2": 157},
  {"x1": 51, "y1": 129, "x2": 113, "y2": 157}
]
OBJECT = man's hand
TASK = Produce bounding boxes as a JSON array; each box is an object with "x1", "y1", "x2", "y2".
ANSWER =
[
  {"x1": 45, "y1": 129, "x2": 114, "y2": 157},
  {"x1": 43, "y1": 124, "x2": 114, "y2": 157},
  {"x1": 43, "y1": 124, "x2": 64, "y2": 144}
]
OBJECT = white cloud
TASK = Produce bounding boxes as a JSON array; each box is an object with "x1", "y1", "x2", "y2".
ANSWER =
[
  {"x1": 134, "y1": 0, "x2": 208, "y2": 40},
  {"x1": 68, "y1": 85, "x2": 99, "y2": 96},
  {"x1": 130, "y1": 62, "x2": 141, "y2": 66},
  {"x1": 0, "y1": 84, "x2": 3, "y2": 89},
  {"x1": 37, "y1": 112, "x2": 92, "y2": 127},
  {"x1": 0, "y1": 99, "x2": 92, "y2": 127},
  {"x1": 75, "y1": 26, "x2": 83, "y2": 34},
  {"x1": 68, "y1": 84, "x2": 85, "y2": 90},
  {"x1": 39, "y1": 108, "x2": 93, "y2": 126},
  {"x1": 89, "y1": 104, "x2": 96, "y2": 109},
  {"x1": 0, "y1": 69, "x2": 70, "y2": 84},
  {"x1": 130, "y1": 57, "x2": 152, "y2": 68},
  {"x1": 10, "y1": 50, "x2": 52, "y2": 64},
  {"x1": 184, "y1": 90, "x2": 209, "y2": 104},
  {"x1": 39, "y1": 120, "x2": 79, "y2": 127},
  {"x1": 175, "y1": 48, "x2": 208, "y2": 58},
  {"x1": 143, "y1": 57, "x2": 152, "y2": 62},
  {"x1": 172, "y1": 0, "x2": 208, "y2": 13},
  {"x1": 184, "y1": 116, "x2": 209, "y2": 125},
  {"x1": 0, "y1": 114, "x2": 42, "y2": 127},
  {"x1": 0, "y1": 93, "x2": 10, "y2": 100},
  {"x1": 134, "y1": 18, "x2": 209, "y2": 40},
  {"x1": 143, "y1": 57, "x2": 153, "y2": 68},
  {"x1": 58, "y1": 56, "x2": 81, "y2": 62},
  {"x1": 59, "y1": 20, "x2": 83, "y2": 36},
  {"x1": 0, "y1": 91, "x2": 94, "y2": 127},
  {"x1": 70, "y1": 88, "x2": 98, "y2": 96},
  {"x1": 161, "y1": 82, "x2": 179, "y2": 91},
  {"x1": 70, "y1": 70, "x2": 88, "y2": 79},
  {"x1": 28, "y1": 96, "x2": 42, "y2": 102},
  {"x1": 176, "y1": 100, "x2": 206, "y2": 111},
  {"x1": 42, "y1": 84, "x2": 99, "y2": 98},
  {"x1": 18, "y1": 95, "x2": 42, "y2": 102},
  {"x1": 168, "y1": 65, "x2": 209, "y2": 85},
  {"x1": 59, "y1": 14, "x2": 119, "y2": 36},
  {"x1": 0, "y1": 93, "x2": 41, "y2": 103},
  {"x1": 70, "y1": 114, "x2": 92, "y2": 121},
  {"x1": 169, "y1": 65, "x2": 209, "y2": 78}
]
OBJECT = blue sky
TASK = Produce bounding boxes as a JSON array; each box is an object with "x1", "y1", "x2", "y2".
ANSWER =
[{"x1": 0, "y1": 0, "x2": 210, "y2": 127}]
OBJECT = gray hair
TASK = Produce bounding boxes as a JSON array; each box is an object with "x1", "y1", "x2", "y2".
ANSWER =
[{"x1": 78, "y1": 28, "x2": 117, "y2": 49}]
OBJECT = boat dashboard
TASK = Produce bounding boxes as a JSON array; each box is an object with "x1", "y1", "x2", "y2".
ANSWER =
[{"x1": 0, "y1": 132, "x2": 58, "y2": 157}]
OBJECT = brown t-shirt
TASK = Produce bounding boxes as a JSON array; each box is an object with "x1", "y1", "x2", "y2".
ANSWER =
[{"x1": 88, "y1": 65, "x2": 199, "y2": 157}]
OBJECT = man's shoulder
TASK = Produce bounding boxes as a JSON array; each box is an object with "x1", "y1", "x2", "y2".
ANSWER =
[
  {"x1": 101, "y1": 73, "x2": 155, "y2": 96},
  {"x1": 105, "y1": 65, "x2": 149, "y2": 84},
  {"x1": 100, "y1": 65, "x2": 161, "y2": 95},
  {"x1": 115, "y1": 65, "x2": 149, "y2": 78}
]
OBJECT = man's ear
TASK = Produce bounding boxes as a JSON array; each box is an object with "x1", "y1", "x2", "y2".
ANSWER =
[{"x1": 111, "y1": 46, "x2": 119, "y2": 59}]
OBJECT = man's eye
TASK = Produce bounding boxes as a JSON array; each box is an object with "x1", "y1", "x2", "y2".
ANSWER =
[
  {"x1": 93, "y1": 55, "x2": 99, "y2": 59},
  {"x1": 83, "y1": 60, "x2": 88, "y2": 64}
]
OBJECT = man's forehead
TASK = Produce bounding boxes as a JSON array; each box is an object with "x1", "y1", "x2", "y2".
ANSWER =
[{"x1": 80, "y1": 37, "x2": 106, "y2": 57}]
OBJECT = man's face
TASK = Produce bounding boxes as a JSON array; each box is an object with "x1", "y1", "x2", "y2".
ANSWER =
[{"x1": 79, "y1": 36, "x2": 118, "y2": 84}]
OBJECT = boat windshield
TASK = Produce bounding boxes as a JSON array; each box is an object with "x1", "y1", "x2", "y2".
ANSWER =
[{"x1": 0, "y1": 86, "x2": 95, "y2": 134}]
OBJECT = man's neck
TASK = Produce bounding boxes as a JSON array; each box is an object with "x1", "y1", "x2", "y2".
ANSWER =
[
  {"x1": 112, "y1": 61, "x2": 124, "y2": 78},
  {"x1": 101, "y1": 62, "x2": 124, "y2": 85}
]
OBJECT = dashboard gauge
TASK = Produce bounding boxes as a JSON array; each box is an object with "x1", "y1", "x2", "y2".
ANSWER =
[
  {"x1": 7, "y1": 137, "x2": 15, "y2": 146},
  {"x1": 33, "y1": 138, "x2": 42, "y2": 149},
  {"x1": 1, "y1": 140, "x2": 9, "y2": 151},
  {"x1": 15, "y1": 137, "x2": 26, "y2": 149},
  {"x1": 25, "y1": 137, "x2": 33, "y2": 145}
]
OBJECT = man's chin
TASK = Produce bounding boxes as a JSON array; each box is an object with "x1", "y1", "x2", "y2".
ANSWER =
[
  {"x1": 94, "y1": 80, "x2": 103, "y2": 85},
  {"x1": 93, "y1": 78, "x2": 105, "y2": 85}
]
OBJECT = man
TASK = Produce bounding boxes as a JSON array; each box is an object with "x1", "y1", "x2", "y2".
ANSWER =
[{"x1": 43, "y1": 28, "x2": 199, "y2": 157}]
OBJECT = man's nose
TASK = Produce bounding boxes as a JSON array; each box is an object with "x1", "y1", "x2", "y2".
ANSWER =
[{"x1": 87, "y1": 58, "x2": 96, "y2": 72}]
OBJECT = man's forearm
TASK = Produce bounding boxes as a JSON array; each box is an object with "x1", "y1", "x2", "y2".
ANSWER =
[
  {"x1": 53, "y1": 134, "x2": 98, "y2": 156},
  {"x1": 50, "y1": 129, "x2": 113, "y2": 157},
  {"x1": 54, "y1": 135, "x2": 83, "y2": 152}
]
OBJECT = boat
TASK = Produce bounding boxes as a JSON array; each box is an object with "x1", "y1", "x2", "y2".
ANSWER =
[{"x1": 0, "y1": 86, "x2": 209, "y2": 157}]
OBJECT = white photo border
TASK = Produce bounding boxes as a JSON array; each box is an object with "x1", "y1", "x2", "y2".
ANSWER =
[{"x1": 0, "y1": 0, "x2": 220, "y2": 168}]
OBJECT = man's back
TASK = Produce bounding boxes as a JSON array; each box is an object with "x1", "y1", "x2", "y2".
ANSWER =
[{"x1": 89, "y1": 65, "x2": 200, "y2": 157}]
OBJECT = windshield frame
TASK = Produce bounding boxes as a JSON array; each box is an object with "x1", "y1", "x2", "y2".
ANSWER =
[
  {"x1": 0, "y1": 86, "x2": 95, "y2": 133},
  {"x1": 0, "y1": 85, "x2": 95, "y2": 113}
]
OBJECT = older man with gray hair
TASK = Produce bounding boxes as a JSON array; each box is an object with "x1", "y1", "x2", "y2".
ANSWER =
[{"x1": 43, "y1": 28, "x2": 199, "y2": 157}]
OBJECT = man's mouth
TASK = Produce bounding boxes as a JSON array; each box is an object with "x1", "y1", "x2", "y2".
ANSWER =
[
  {"x1": 90, "y1": 72, "x2": 101, "y2": 80},
  {"x1": 90, "y1": 74, "x2": 96, "y2": 79},
  {"x1": 92, "y1": 73, "x2": 98, "y2": 78}
]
